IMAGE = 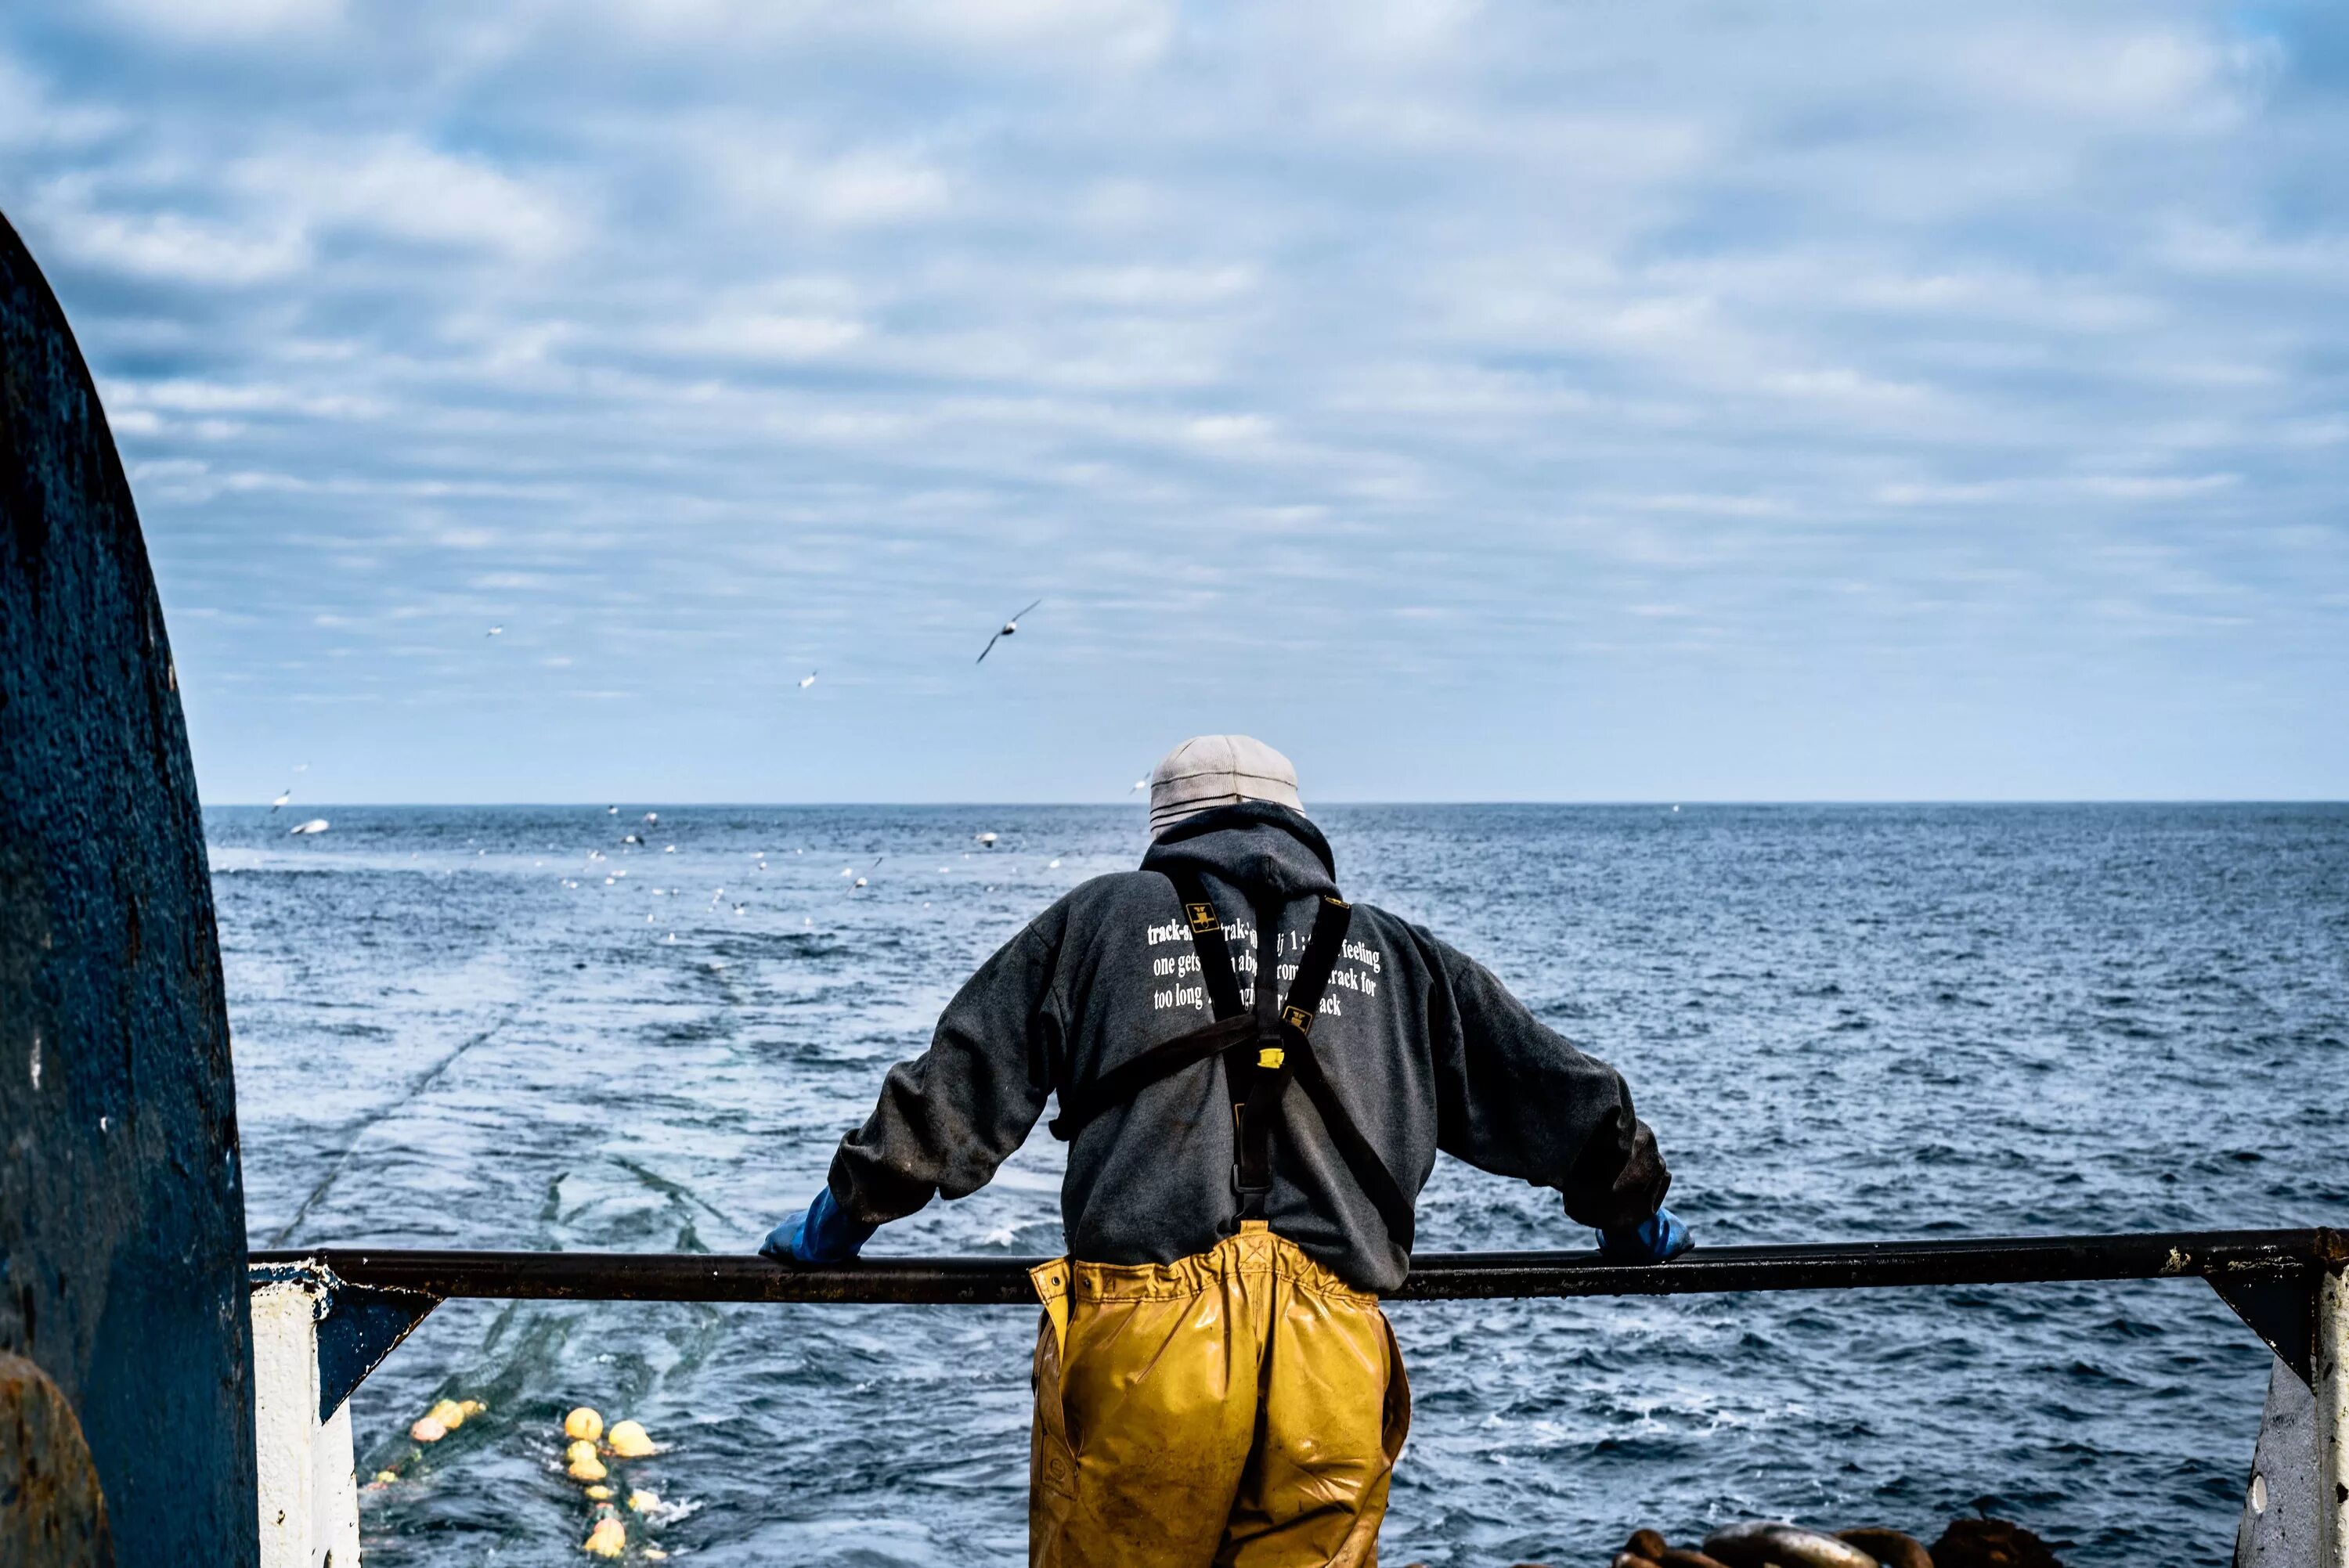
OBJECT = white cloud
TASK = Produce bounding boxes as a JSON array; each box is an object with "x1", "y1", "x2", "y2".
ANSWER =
[
  {"x1": 663, "y1": 312, "x2": 867, "y2": 361},
  {"x1": 34, "y1": 182, "x2": 309, "y2": 283},
  {"x1": 1185, "y1": 414, "x2": 1271, "y2": 445},
  {"x1": 1967, "y1": 31, "x2": 2216, "y2": 117},
  {"x1": 1627, "y1": 494, "x2": 1794, "y2": 518},
  {"x1": 101, "y1": 377, "x2": 383, "y2": 418},
  {"x1": 1761, "y1": 367, "x2": 1933, "y2": 406},
  {"x1": 705, "y1": 138, "x2": 951, "y2": 230},
  {"x1": 803, "y1": 153, "x2": 951, "y2": 229},
  {"x1": 237, "y1": 140, "x2": 578, "y2": 260},
  {"x1": 0, "y1": 53, "x2": 119, "y2": 147},
  {"x1": 1876, "y1": 473, "x2": 2243, "y2": 507},
  {"x1": 92, "y1": 0, "x2": 341, "y2": 43},
  {"x1": 885, "y1": 0, "x2": 1174, "y2": 61},
  {"x1": 2073, "y1": 473, "x2": 2239, "y2": 502},
  {"x1": 2158, "y1": 222, "x2": 2349, "y2": 281},
  {"x1": 1056, "y1": 264, "x2": 1258, "y2": 306}
]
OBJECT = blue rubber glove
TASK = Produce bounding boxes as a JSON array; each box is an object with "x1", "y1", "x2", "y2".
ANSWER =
[
  {"x1": 759, "y1": 1187, "x2": 878, "y2": 1264},
  {"x1": 1595, "y1": 1205, "x2": 1693, "y2": 1263}
]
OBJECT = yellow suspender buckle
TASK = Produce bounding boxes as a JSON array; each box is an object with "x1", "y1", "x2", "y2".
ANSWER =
[{"x1": 1257, "y1": 1046, "x2": 1285, "y2": 1069}]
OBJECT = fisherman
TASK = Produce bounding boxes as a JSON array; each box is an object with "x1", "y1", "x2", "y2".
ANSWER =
[{"x1": 762, "y1": 735, "x2": 1688, "y2": 1568}]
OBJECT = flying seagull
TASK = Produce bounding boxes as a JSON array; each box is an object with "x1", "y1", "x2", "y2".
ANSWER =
[
  {"x1": 487, "y1": 625, "x2": 503, "y2": 637},
  {"x1": 799, "y1": 671, "x2": 818, "y2": 690},
  {"x1": 976, "y1": 599, "x2": 1042, "y2": 664},
  {"x1": 271, "y1": 789, "x2": 292, "y2": 811},
  {"x1": 288, "y1": 818, "x2": 330, "y2": 836}
]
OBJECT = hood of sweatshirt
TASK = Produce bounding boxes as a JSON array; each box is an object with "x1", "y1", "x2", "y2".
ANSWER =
[{"x1": 1138, "y1": 800, "x2": 1338, "y2": 900}]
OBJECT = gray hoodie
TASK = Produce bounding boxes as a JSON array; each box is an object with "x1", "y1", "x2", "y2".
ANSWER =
[{"x1": 828, "y1": 802, "x2": 1669, "y2": 1292}]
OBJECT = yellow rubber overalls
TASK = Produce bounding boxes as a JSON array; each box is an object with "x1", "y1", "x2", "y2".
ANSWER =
[{"x1": 1027, "y1": 881, "x2": 1416, "y2": 1568}]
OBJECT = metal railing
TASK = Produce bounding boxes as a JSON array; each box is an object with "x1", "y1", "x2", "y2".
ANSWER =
[
  {"x1": 252, "y1": 1225, "x2": 2333, "y2": 1307},
  {"x1": 244, "y1": 1227, "x2": 2348, "y2": 1568}
]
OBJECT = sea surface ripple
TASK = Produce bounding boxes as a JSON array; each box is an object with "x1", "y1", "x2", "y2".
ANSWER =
[{"x1": 207, "y1": 802, "x2": 2349, "y2": 1566}]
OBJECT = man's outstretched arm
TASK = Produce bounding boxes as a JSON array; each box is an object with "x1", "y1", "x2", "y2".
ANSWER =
[
  {"x1": 763, "y1": 915, "x2": 1064, "y2": 1263},
  {"x1": 1417, "y1": 930, "x2": 1687, "y2": 1260}
]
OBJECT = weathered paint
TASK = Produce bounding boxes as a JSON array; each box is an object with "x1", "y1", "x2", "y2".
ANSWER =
[
  {"x1": 0, "y1": 208, "x2": 258, "y2": 1560},
  {"x1": 248, "y1": 1257, "x2": 438, "y2": 1428},
  {"x1": 2318, "y1": 1267, "x2": 2347, "y2": 1568},
  {"x1": 251, "y1": 1282, "x2": 360, "y2": 1568},
  {"x1": 2236, "y1": 1357, "x2": 2318, "y2": 1568}
]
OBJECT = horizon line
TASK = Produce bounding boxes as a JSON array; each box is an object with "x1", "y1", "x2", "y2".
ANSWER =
[{"x1": 200, "y1": 797, "x2": 2349, "y2": 810}]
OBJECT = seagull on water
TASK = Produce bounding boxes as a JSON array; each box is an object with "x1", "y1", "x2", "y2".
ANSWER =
[{"x1": 976, "y1": 599, "x2": 1042, "y2": 664}]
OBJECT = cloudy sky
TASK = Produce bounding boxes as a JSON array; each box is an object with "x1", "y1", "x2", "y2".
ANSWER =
[{"x1": 5, "y1": 1, "x2": 2344, "y2": 802}]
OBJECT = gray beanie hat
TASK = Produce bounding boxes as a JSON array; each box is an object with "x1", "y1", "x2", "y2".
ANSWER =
[{"x1": 1148, "y1": 734, "x2": 1302, "y2": 838}]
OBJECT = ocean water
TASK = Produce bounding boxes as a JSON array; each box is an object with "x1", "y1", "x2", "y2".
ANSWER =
[{"x1": 209, "y1": 803, "x2": 2349, "y2": 1566}]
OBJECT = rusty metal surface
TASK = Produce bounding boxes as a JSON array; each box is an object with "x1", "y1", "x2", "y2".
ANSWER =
[
  {"x1": 0, "y1": 1351, "x2": 113, "y2": 1566},
  {"x1": 0, "y1": 210, "x2": 258, "y2": 1563}
]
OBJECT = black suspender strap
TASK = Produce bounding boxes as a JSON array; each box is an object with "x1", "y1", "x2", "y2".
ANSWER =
[
  {"x1": 1231, "y1": 892, "x2": 1292, "y2": 1214},
  {"x1": 1276, "y1": 893, "x2": 1353, "y2": 1035},
  {"x1": 1287, "y1": 1044, "x2": 1418, "y2": 1255},
  {"x1": 1045, "y1": 1015, "x2": 1253, "y2": 1141},
  {"x1": 1233, "y1": 892, "x2": 1356, "y2": 1213},
  {"x1": 1167, "y1": 868, "x2": 1245, "y2": 1021},
  {"x1": 1257, "y1": 892, "x2": 1416, "y2": 1248}
]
